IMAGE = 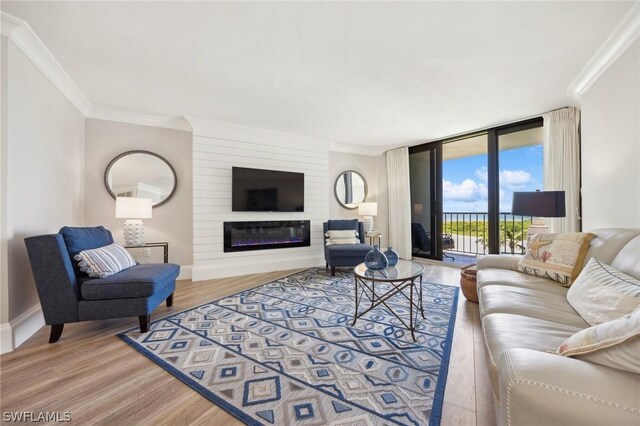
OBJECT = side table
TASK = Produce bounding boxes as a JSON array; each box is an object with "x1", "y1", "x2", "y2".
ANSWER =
[
  {"x1": 124, "y1": 242, "x2": 169, "y2": 263},
  {"x1": 366, "y1": 231, "x2": 382, "y2": 246}
]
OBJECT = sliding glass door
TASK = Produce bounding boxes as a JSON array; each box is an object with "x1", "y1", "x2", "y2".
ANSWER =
[
  {"x1": 409, "y1": 143, "x2": 441, "y2": 260},
  {"x1": 442, "y1": 134, "x2": 489, "y2": 261},
  {"x1": 409, "y1": 118, "x2": 543, "y2": 262}
]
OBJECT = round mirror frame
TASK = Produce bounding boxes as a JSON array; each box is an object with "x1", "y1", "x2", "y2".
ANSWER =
[
  {"x1": 334, "y1": 170, "x2": 368, "y2": 210},
  {"x1": 104, "y1": 150, "x2": 177, "y2": 208}
]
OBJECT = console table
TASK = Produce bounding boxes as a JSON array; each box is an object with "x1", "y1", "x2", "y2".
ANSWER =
[
  {"x1": 353, "y1": 260, "x2": 424, "y2": 341},
  {"x1": 124, "y1": 242, "x2": 169, "y2": 263}
]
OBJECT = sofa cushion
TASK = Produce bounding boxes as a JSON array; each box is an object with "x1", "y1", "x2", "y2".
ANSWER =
[
  {"x1": 482, "y1": 313, "x2": 583, "y2": 370},
  {"x1": 479, "y1": 285, "x2": 588, "y2": 328},
  {"x1": 477, "y1": 268, "x2": 568, "y2": 295},
  {"x1": 81, "y1": 263, "x2": 180, "y2": 300},
  {"x1": 558, "y1": 307, "x2": 640, "y2": 374},
  {"x1": 584, "y1": 228, "x2": 640, "y2": 267},
  {"x1": 514, "y1": 232, "x2": 594, "y2": 286},
  {"x1": 75, "y1": 243, "x2": 137, "y2": 278},
  {"x1": 567, "y1": 258, "x2": 640, "y2": 326},
  {"x1": 60, "y1": 226, "x2": 114, "y2": 276},
  {"x1": 325, "y1": 244, "x2": 371, "y2": 258},
  {"x1": 611, "y1": 235, "x2": 640, "y2": 280}
]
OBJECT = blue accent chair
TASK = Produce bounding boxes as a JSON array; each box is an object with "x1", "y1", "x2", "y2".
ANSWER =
[
  {"x1": 323, "y1": 219, "x2": 371, "y2": 276},
  {"x1": 24, "y1": 226, "x2": 180, "y2": 343},
  {"x1": 411, "y1": 222, "x2": 455, "y2": 259}
]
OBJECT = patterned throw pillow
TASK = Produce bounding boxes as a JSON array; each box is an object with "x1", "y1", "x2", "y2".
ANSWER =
[
  {"x1": 325, "y1": 230, "x2": 359, "y2": 246},
  {"x1": 557, "y1": 307, "x2": 640, "y2": 374},
  {"x1": 514, "y1": 232, "x2": 594, "y2": 286},
  {"x1": 74, "y1": 243, "x2": 137, "y2": 278},
  {"x1": 567, "y1": 258, "x2": 640, "y2": 326}
]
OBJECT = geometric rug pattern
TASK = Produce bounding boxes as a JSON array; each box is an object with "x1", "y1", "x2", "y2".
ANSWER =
[{"x1": 120, "y1": 267, "x2": 458, "y2": 426}]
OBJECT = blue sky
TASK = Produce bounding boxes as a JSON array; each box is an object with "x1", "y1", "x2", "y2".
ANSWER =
[{"x1": 443, "y1": 145, "x2": 543, "y2": 213}]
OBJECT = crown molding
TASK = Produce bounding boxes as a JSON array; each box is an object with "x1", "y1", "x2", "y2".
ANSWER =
[
  {"x1": 568, "y1": 2, "x2": 640, "y2": 99},
  {"x1": 1, "y1": 12, "x2": 92, "y2": 115},
  {"x1": 87, "y1": 106, "x2": 192, "y2": 132}
]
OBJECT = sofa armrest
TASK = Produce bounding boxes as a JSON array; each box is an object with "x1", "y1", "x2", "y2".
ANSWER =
[
  {"x1": 477, "y1": 254, "x2": 521, "y2": 271},
  {"x1": 498, "y1": 348, "x2": 640, "y2": 426}
]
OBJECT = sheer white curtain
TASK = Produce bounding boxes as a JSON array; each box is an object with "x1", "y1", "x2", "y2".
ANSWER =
[
  {"x1": 386, "y1": 147, "x2": 412, "y2": 259},
  {"x1": 543, "y1": 107, "x2": 581, "y2": 232}
]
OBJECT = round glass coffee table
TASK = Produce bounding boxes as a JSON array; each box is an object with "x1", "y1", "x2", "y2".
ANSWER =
[{"x1": 353, "y1": 260, "x2": 425, "y2": 341}]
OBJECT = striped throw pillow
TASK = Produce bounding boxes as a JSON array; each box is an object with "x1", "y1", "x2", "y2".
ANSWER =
[
  {"x1": 74, "y1": 243, "x2": 137, "y2": 278},
  {"x1": 567, "y1": 258, "x2": 640, "y2": 326}
]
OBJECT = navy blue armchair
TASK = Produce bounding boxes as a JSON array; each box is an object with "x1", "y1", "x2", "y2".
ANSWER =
[
  {"x1": 411, "y1": 222, "x2": 455, "y2": 259},
  {"x1": 24, "y1": 226, "x2": 179, "y2": 343},
  {"x1": 323, "y1": 219, "x2": 371, "y2": 276}
]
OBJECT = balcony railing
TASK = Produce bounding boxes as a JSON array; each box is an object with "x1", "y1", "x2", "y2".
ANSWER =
[{"x1": 442, "y1": 212, "x2": 533, "y2": 256}]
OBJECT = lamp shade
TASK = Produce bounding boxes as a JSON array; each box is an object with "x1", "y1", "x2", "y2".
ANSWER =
[
  {"x1": 512, "y1": 191, "x2": 566, "y2": 217},
  {"x1": 115, "y1": 197, "x2": 152, "y2": 219},
  {"x1": 358, "y1": 202, "x2": 378, "y2": 216}
]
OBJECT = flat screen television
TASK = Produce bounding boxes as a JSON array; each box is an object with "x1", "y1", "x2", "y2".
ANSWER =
[{"x1": 232, "y1": 167, "x2": 304, "y2": 212}]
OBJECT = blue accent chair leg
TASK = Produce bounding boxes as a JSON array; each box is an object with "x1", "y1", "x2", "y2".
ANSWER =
[
  {"x1": 139, "y1": 315, "x2": 150, "y2": 333},
  {"x1": 49, "y1": 324, "x2": 64, "y2": 343}
]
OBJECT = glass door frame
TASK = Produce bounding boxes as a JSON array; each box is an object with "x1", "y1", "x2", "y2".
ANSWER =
[
  {"x1": 409, "y1": 116, "x2": 543, "y2": 259},
  {"x1": 408, "y1": 141, "x2": 442, "y2": 260}
]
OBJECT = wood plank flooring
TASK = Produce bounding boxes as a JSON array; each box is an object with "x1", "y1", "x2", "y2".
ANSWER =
[{"x1": 0, "y1": 264, "x2": 494, "y2": 425}]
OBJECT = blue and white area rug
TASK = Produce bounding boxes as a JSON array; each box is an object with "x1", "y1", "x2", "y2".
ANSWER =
[{"x1": 120, "y1": 268, "x2": 458, "y2": 426}]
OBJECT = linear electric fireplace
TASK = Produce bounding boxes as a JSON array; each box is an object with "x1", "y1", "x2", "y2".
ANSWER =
[{"x1": 224, "y1": 220, "x2": 311, "y2": 252}]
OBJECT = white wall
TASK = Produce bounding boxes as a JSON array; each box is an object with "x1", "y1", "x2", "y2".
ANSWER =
[
  {"x1": 1, "y1": 37, "x2": 85, "y2": 350},
  {"x1": 189, "y1": 119, "x2": 330, "y2": 280},
  {"x1": 1, "y1": 36, "x2": 10, "y2": 347},
  {"x1": 328, "y1": 151, "x2": 389, "y2": 246},
  {"x1": 84, "y1": 119, "x2": 193, "y2": 276},
  {"x1": 581, "y1": 39, "x2": 640, "y2": 230}
]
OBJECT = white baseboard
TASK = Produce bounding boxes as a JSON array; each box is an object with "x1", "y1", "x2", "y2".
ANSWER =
[
  {"x1": 0, "y1": 303, "x2": 45, "y2": 354},
  {"x1": 192, "y1": 257, "x2": 324, "y2": 281},
  {"x1": 177, "y1": 265, "x2": 193, "y2": 281},
  {"x1": 0, "y1": 322, "x2": 13, "y2": 354},
  {"x1": 11, "y1": 303, "x2": 45, "y2": 350}
]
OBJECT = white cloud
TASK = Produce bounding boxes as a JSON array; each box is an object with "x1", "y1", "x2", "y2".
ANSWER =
[
  {"x1": 443, "y1": 168, "x2": 534, "y2": 212},
  {"x1": 443, "y1": 179, "x2": 487, "y2": 202},
  {"x1": 475, "y1": 166, "x2": 488, "y2": 182},
  {"x1": 500, "y1": 169, "x2": 532, "y2": 189},
  {"x1": 473, "y1": 167, "x2": 533, "y2": 189}
]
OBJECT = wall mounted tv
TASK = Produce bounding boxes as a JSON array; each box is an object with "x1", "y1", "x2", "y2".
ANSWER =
[{"x1": 232, "y1": 167, "x2": 304, "y2": 212}]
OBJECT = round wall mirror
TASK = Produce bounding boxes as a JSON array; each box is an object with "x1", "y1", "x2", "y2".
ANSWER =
[
  {"x1": 104, "y1": 150, "x2": 177, "y2": 207},
  {"x1": 334, "y1": 170, "x2": 367, "y2": 209}
]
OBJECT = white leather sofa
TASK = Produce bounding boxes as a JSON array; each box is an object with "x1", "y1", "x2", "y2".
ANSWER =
[{"x1": 476, "y1": 228, "x2": 640, "y2": 426}]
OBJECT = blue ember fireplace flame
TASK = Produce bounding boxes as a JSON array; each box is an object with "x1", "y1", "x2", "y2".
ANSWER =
[{"x1": 224, "y1": 221, "x2": 311, "y2": 252}]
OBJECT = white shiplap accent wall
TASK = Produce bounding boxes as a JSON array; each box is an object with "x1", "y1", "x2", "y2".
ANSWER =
[{"x1": 188, "y1": 118, "x2": 330, "y2": 281}]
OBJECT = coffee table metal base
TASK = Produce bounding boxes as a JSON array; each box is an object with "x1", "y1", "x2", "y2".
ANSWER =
[{"x1": 352, "y1": 274, "x2": 425, "y2": 342}]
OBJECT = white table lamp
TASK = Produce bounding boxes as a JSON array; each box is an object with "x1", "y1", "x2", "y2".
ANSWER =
[
  {"x1": 116, "y1": 197, "x2": 152, "y2": 246},
  {"x1": 358, "y1": 202, "x2": 378, "y2": 233}
]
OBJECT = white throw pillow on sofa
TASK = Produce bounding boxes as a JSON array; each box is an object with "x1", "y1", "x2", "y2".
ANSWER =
[
  {"x1": 567, "y1": 258, "x2": 640, "y2": 326},
  {"x1": 325, "y1": 230, "x2": 359, "y2": 246},
  {"x1": 557, "y1": 307, "x2": 640, "y2": 374}
]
